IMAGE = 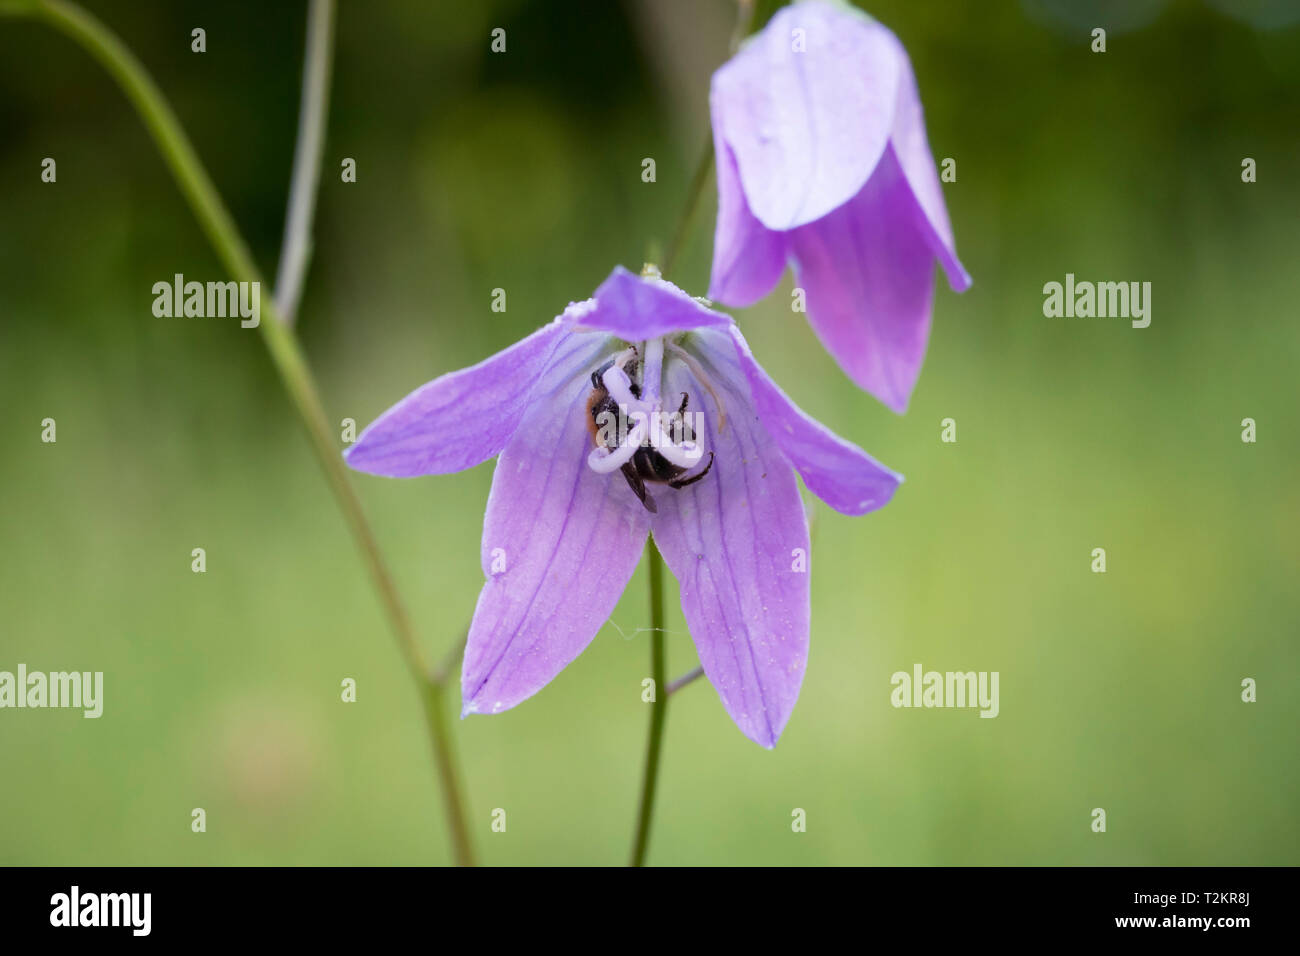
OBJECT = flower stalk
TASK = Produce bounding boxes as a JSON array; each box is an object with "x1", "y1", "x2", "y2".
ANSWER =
[
  {"x1": 15, "y1": 0, "x2": 476, "y2": 866},
  {"x1": 274, "y1": 0, "x2": 335, "y2": 325},
  {"x1": 630, "y1": 536, "x2": 668, "y2": 867},
  {"x1": 660, "y1": 140, "x2": 714, "y2": 280}
]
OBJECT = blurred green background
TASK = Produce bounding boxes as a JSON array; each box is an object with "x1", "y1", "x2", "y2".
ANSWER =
[{"x1": 1, "y1": 0, "x2": 1297, "y2": 865}]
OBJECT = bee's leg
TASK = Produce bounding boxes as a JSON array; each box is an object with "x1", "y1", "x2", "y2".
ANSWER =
[
  {"x1": 670, "y1": 391, "x2": 691, "y2": 443},
  {"x1": 621, "y1": 462, "x2": 658, "y2": 513},
  {"x1": 621, "y1": 347, "x2": 642, "y2": 399},
  {"x1": 591, "y1": 357, "x2": 616, "y2": 389},
  {"x1": 668, "y1": 451, "x2": 715, "y2": 489}
]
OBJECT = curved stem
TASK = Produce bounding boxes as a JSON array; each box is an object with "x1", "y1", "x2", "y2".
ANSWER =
[
  {"x1": 275, "y1": 0, "x2": 335, "y2": 325},
  {"x1": 659, "y1": 0, "x2": 761, "y2": 282},
  {"x1": 19, "y1": 0, "x2": 475, "y2": 866},
  {"x1": 660, "y1": 139, "x2": 714, "y2": 279},
  {"x1": 630, "y1": 536, "x2": 669, "y2": 866}
]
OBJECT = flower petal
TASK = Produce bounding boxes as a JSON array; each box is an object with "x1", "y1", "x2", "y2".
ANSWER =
[
  {"x1": 650, "y1": 337, "x2": 811, "y2": 748},
  {"x1": 788, "y1": 147, "x2": 938, "y2": 414},
  {"x1": 706, "y1": 133, "x2": 789, "y2": 308},
  {"x1": 346, "y1": 318, "x2": 594, "y2": 477},
  {"x1": 888, "y1": 45, "x2": 971, "y2": 292},
  {"x1": 704, "y1": 326, "x2": 902, "y2": 516},
  {"x1": 574, "y1": 266, "x2": 731, "y2": 341},
  {"x1": 461, "y1": 346, "x2": 652, "y2": 716},
  {"x1": 711, "y1": 1, "x2": 902, "y2": 230}
]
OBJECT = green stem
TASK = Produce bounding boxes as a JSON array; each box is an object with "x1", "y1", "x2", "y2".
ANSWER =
[
  {"x1": 274, "y1": 0, "x2": 335, "y2": 325},
  {"x1": 630, "y1": 536, "x2": 669, "y2": 866},
  {"x1": 657, "y1": 0, "x2": 758, "y2": 282},
  {"x1": 18, "y1": 0, "x2": 475, "y2": 866},
  {"x1": 660, "y1": 139, "x2": 714, "y2": 279},
  {"x1": 422, "y1": 680, "x2": 474, "y2": 867}
]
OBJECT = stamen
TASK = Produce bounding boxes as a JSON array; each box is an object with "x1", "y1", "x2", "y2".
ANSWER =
[
  {"x1": 665, "y1": 340, "x2": 727, "y2": 434},
  {"x1": 613, "y1": 345, "x2": 638, "y2": 370}
]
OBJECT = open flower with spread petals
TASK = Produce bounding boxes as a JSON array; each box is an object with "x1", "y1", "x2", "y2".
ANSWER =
[
  {"x1": 346, "y1": 266, "x2": 900, "y2": 747},
  {"x1": 708, "y1": 0, "x2": 971, "y2": 413}
]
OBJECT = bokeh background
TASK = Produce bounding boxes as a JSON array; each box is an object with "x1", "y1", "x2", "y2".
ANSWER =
[{"x1": 1, "y1": 0, "x2": 1297, "y2": 865}]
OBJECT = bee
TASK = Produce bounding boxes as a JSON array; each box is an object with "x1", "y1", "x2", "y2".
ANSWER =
[{"x1": 587, "y1": 353, "x2": 715, "y2": 514}]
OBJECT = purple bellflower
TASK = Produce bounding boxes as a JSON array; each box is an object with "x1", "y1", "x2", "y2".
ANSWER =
[
  {"x1": 708, "y1": 0, "x2": 971, "y2": 413},
  {"x1": 346, "y1": 266, "x2": 900, "y2": 748}
]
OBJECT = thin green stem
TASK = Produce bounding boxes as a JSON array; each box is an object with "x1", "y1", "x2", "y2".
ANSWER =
[
  {"x1": 630, "y1": 537, "x2": 669, "y2": 866},
  {"x1": 422, "y1": 680, "x2": 473, "y2": 867},
  {"x1": 275, "y1": 0, "x2": 335, "y2": 325},
  {"x1": 433, "y1": 631, "x2": 470, "y2": 686},
  {"x1": 660, "y1": 139, "x2": 714, "y2": 279},
  {"x1": 654, "y1": 0, "x2": 764, "y2": 281},
  {"x1": 17, "y1": 0, "x2": 474, "y2": 866}
]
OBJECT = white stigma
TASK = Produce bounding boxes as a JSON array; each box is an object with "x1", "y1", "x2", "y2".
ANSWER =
[
  {"x1": 588, "y1": 415, "x2": 648, "y2": 473},
  {"x1": 640, "y1": 337, "x2": 665, "y2": 406},
  {"x1": 585, "y1": 335, "x2": 712, "y2": 481}
]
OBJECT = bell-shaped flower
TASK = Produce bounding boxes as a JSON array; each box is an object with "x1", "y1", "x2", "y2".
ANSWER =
[
  {"x1": 345, "y1": 266, "x2": 900, "y2": 748},
  {"x1": 708, "y1": 0, "x2": 971, "y2": 413}
]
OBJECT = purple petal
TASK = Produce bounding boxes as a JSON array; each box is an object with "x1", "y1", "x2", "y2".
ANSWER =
[
  {"x1": 714, "y1": 324, "x2": 902, "y2": 515},
  {"x1": 650, "y1": 342, "x2": 810, "y2": 748},
  {"x1": 888, "y1": 46, "x2": 971, "y2": 293},
  {"x1": 706, "y1": 130, "x2": 789, "y2": 307},
  {"x1": 711, "y1": 1, "x2": 902, "y2": 230},
  {"x1": 346, "y1": 319, "x2": 594, "y2": 477},
  {"x1": 788, "y1": 147, "x2": 938, "y2": 414},
  {"x1": 573, "y1": 266, "x2": 731, "y2": 341},
  {"x1": 462, "y1": 346, "x2": 652, "y2": 716}
]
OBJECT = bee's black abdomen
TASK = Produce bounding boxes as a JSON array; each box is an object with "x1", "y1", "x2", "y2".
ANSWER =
[{"x1": 631, "y1": 447, "x2": 683, "y2": 484}]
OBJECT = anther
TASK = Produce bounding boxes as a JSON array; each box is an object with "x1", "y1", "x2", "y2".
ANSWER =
[{"x1": 666, "y1": 340, "x2": 727, "y2": 434}]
